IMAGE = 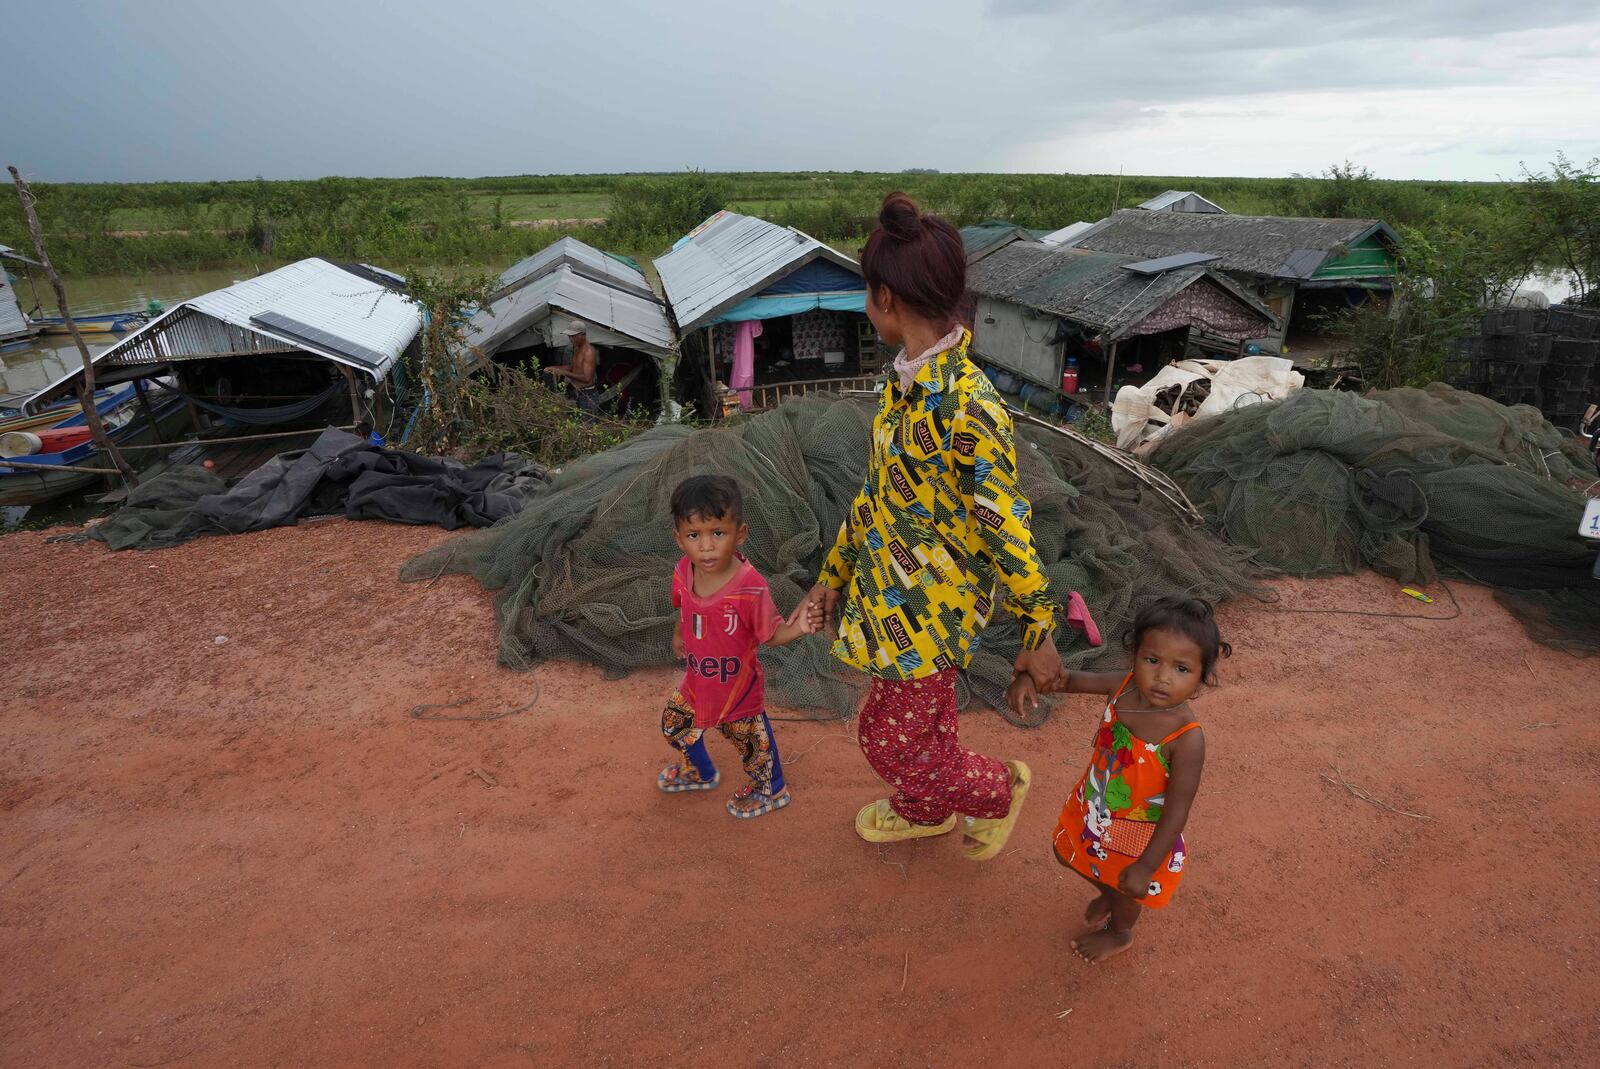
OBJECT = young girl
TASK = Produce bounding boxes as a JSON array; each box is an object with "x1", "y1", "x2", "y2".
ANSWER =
[
  {"x1": 658, "y1": 474, "x2": 818, "y2": 819},
  {"x1": 1009, "y1": 596, "x2": 1230, "y2": 963}
]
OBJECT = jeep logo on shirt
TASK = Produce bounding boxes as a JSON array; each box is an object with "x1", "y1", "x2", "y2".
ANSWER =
[
  {"x1": 686, "y1": 652, "x2": 743, "y2": 683},
  {"x1": 973, "y1": 503, "x2": 1004, "y2": 530}
]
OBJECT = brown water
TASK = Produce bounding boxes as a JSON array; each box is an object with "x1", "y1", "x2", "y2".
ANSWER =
[{"x1": 0, "y1": 265, "x2": 276, "y2": 402}]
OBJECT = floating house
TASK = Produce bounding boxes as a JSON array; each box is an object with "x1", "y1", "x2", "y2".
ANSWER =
[
  {"x1": 0, "y1": 244, "x2": 38, "y2": 347},
  {"x1": 968, "y1": 240, "x2": 1278, "y2": 402},
  {"x1": 1065, "y1": 210, "x2": 1399, "y2": 351},
  {"x1": 1134, "y1": 190, "x2": 1227, "y2": 214},
  {"x1": 463, "y1": 237, "x2": 675, "y2": 415},
  {"x1": 655, "y1": 212, "x2": 875, "y2": 412},
  {"x1": 960, "y1": 221, "x2": 1047, "y2": 265},
  {"x1": 19, "y1": 258, "x2": 422, "y2": 428}
]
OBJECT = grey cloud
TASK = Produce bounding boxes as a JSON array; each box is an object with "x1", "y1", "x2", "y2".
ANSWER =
[{"x1": 988, "y1": 0, "x2": 1600, "y2": 40}]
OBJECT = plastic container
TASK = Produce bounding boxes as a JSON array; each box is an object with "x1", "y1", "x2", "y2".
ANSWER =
[
  {"x1": 32, "y1": 428, "x2": 95, "y2": 453},
  {"x1": 1060, "y1": 357, "x2": 1079, "y2": 396},
  {"x1": 1019, "y1": 381, "x2": 1063, "y2": 415},
  {"x1": 0, "y1": 430, "x2": 42, "y2": 457}
]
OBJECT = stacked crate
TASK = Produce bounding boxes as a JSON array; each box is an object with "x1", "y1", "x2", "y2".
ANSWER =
[{"x1": 1444, "y1": 306, "x2": 1600, "y2": 429}]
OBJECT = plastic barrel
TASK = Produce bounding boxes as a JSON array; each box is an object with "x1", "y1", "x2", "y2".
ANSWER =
[
  {"x1": 1019, "y1": 381, "x2": 1063, "y2": 415},
  {"x1": 0, "y1": 431, "x2": 43, "y2": 457}
]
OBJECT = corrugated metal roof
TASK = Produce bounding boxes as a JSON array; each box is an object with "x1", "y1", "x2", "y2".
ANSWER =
[
  {"x1": 1069, "y1": 210, "x2": 1398, "y2": 279},
  {"x1": 18, "y1": 258, "x2": 421, "y2": 413},
  {"x1": 969, "y1": 242, "x2": 1274, "y2": 341},
  {"x1": 1040, "y1": 221, "x2": 1094, "y2": 246},
  {"x1": 180, "y1": 258, "x2": 420, "y2": 368},
  {"x1": 1137, "y1": 190, "x2": 1227, "y2": 214},
  {"x1": 654, "y1": 211, "x2": 861, "y2": 334},
  {"x1": 493, "y1": 237, "x2": 654, "y2": 302},
  {"x1": 0, "y1": 272, "x2": 29, "y2": 342},
  {"x1": 464, "y1": 264, "x2": 674, "y2": 365}
]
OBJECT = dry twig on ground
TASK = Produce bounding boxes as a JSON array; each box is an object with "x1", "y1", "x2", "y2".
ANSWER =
[{"x1": 1322, "y1": 764, "x2": 1436, "y2": 822}]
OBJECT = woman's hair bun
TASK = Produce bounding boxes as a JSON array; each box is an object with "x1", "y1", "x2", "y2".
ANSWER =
[{"x1": 878, "y1": 191, "x2": 922, "y2": 241}]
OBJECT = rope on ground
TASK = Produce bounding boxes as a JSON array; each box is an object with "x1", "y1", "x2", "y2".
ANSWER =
[
  {"x1": 1250, "y1": 579, "x2": 1463, "y2": 622},
  {"x1": 409, "y1": 684, "x2": 541, "y2": 722},
  {"x1": 1321, "y1": 764, "x2": 1435, "y2": 822},
  {"x1": 782, "y1": 732, "x2": 859, "y2": 762}
]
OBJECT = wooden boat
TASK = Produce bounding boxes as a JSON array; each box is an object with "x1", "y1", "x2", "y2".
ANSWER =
[
  {"x1": 0, "y1": 384, "x2": 188, "y2": 507},
  {"x1": 34, "y1": 311, "x2": 149, "y2": 336}
]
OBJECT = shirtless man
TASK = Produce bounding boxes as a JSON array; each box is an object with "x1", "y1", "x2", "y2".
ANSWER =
[{"x1": 546, "y1": 320, "x2": 601, "y2": 412}]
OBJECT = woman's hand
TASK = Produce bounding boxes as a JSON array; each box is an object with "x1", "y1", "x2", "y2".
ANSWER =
[
  {"x1": 787, "y1": 584, "x2": 840, "y2": 638},
  {"x1": 1014, "y1": 635, "x2": 1063, "y2": 690}
]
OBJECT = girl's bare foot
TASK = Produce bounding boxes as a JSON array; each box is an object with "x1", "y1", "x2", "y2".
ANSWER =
[
  {"x1": 1084, "y1": 890, "x2": 1116, "y2": 930},
  {"x1": 1071, "y1": 925, "x2": 1134, "y2": 964}
]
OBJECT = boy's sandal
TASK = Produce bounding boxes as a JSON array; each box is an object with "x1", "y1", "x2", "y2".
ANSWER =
[
  {"x1": 727, "y1": 785, "x2": 791, "y2": 819},
  {"x1": 963, "y1": 760, "x2": 1032, "y2": 861},
  {"x1": 854, "y1": 799, "x2": 958, "y2": 842},
  {"x1": 658, "y1": 764, "x2": 719, "y2": 793}
]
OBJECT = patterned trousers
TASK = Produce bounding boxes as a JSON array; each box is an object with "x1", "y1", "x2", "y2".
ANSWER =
[
  {"x1": 857, "y1": 669, "x2": 1012, "y2": 824},
  {"x1": 661, "y1": 692, "x2": 786, "y2": 795}
]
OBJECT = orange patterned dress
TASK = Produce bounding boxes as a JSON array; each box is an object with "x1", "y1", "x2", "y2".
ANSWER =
[{"x1": 1053, "y1": 675, "x2": 1197, "y2": 909}]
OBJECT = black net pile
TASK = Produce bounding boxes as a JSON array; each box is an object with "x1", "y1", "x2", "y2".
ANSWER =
[
  {"x1": 1151, "y1": 383, "x2": 1600, "y2": 654},
  {"x1": 401, "y1": 394, "x2": 1259, "y2": 724}
]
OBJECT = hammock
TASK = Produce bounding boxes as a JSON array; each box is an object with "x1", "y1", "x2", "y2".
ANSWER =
[{"x1": 178, "y1": 381, "x2": 344, "y2": 426}]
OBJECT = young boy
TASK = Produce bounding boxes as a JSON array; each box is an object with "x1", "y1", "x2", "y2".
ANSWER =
[{"x1": 658, "y1": 475, "x2": 816, "y2": 818}]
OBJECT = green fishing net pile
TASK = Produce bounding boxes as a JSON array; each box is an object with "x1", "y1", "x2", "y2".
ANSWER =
[
  {"x1": 401, "y1": 394, "x2": 1258, "y2": 724},
  {"x1": 1150, "y1": 383, "x2": 1598, "y2": 654}
]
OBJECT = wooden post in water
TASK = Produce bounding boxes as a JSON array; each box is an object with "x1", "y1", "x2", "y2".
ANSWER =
[
  {"x1": 8, "y1": 165, "x2": 137, "y2": 486},
  {"x1": 1103, "y1": 340, "x2": 1119, "y2": 404}
]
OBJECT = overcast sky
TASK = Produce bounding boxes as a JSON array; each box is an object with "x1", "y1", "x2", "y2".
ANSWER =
[{"x1": 6, "y1": 0, "x2": 1598, "y2": 183}]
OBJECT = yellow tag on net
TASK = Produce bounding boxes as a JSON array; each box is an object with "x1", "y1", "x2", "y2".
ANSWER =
[{"x1": 1401, "y1": 587, "x2": 1435, "y2": 604}]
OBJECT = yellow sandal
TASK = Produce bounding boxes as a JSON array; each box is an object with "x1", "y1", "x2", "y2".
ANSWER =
[
  {"x1": 962, "y1": 760, "x2": 1032, "y2": 861},
  {"x1": 854, "y1": 799, "x2": 958, "y2": 843}
]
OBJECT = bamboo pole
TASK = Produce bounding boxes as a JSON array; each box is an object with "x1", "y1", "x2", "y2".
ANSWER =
[
  {"x1": 110, "y1": 424, "x2": 357, "y2": 453},
  {"x1": 340, "y1": 365, "x2": 364, "y2": 428},
  {"x1": 0, "y1": 457, "x2": 123, "y2": 475},
  {"x1": 8, "y1": 166, "x2": 137, "y2": 486}
]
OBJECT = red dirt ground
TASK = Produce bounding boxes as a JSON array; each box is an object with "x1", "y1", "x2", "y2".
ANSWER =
[{"x1": 2, "y1": 520, "x2": 1596, "y2": 1067}]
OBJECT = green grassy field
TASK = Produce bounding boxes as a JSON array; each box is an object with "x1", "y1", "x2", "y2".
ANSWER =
[{"x1": 0, "y1": 169, "x2": 1535, "y2": 278}]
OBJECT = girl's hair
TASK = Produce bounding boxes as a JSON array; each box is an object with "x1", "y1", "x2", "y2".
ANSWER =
[
  {"x1": 1127, "y1": 596, "x2": 1233, "y2": 685},
  {"x1": 860, "y1": 191, "x2": 968, "y2": 327}
]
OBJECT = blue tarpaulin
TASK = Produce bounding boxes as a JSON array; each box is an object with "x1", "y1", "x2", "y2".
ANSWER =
[{"x1": 709, "y1": 259, "x2": 865, "y2": 324}]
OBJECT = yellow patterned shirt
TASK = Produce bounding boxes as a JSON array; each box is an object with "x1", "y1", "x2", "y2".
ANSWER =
[{"x1": 818, "y1": 329, "x2": 1057, "y2": 680}]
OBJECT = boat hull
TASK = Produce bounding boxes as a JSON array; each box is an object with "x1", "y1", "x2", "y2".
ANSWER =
[
  {"x1": 0, "y1": 399, "x2": 188, "y2": 508},
  {"x1": 35, "y1": 312, "x2": 148, "y2": 336}
]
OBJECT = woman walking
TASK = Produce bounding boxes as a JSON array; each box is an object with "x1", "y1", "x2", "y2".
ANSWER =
[{"x1": 792, "y1": 191, "x2": 1063, "y2": 859}]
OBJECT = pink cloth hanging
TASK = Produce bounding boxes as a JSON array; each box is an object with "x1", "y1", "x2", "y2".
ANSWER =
[{"x1": 731, "y1": 320, "x2": 762, "y2": 409}]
